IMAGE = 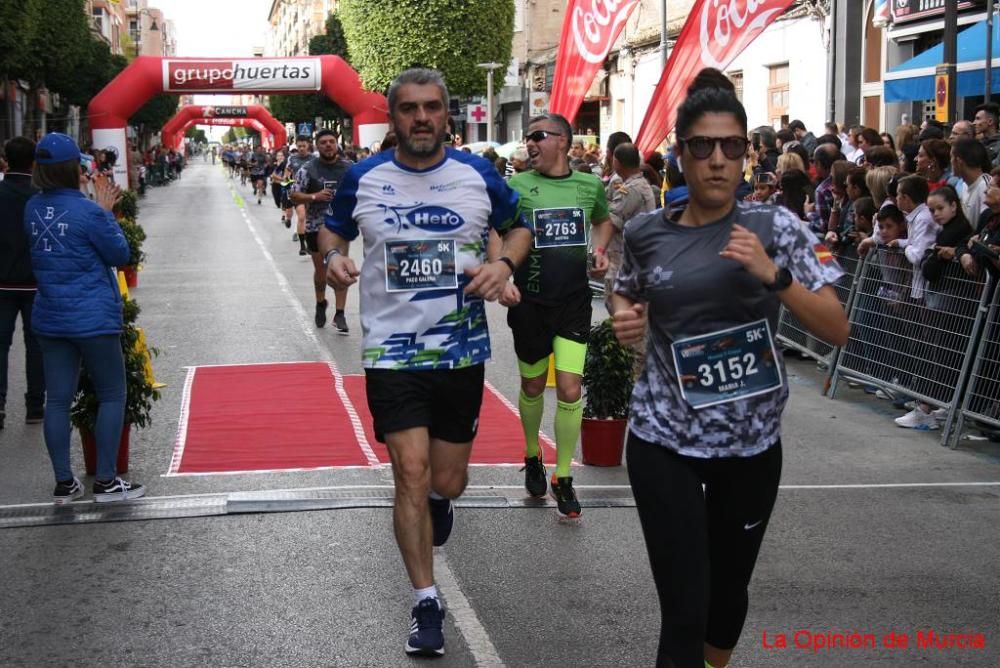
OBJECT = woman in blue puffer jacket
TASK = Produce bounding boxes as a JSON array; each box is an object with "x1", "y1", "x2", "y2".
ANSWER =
[{"x1": 25, "y1": 133, "x2": 145, "y2": 504}]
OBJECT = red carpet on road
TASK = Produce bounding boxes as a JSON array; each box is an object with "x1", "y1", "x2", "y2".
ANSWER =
[
  {"x1": 169, "y1": 362, "x2": 368, "y2": 474},
  {"x1": 169, "y1": 363, "x2": 554, "y2": 475}
]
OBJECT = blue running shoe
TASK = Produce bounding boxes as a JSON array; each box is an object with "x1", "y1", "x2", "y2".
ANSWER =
[
  {"x1": 405, "y1": 597, "x2": 445, "y2": 656},
  {"x1": 429, "y1": 496, "x2": 453, "y2": 547}
]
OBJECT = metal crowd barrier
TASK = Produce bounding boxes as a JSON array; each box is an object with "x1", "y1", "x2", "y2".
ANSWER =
[
  {"x1": 775, "y1": 247, "x2": 862, "y2": 368},
  {"x1": 949, "y1": 284, "x2": 1000, "y2": 448},
  {"x1": 828, "y1": 247, "x2": 992, "y2": 446}
]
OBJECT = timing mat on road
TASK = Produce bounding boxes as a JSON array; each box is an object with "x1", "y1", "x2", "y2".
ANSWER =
[{"x1": 167, "y1": 362, "x2": 555, "y2": 475}]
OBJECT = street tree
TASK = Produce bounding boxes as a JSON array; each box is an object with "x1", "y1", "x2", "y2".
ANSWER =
[
  {"x1": 185, "y1": 127, "x2": 208, "y2": 144},
  {"x1": 268, "y1": 12, "x2": 350, "y2": 140},
  {"x1": 338, "y1": 0, "x2": 514, "y2": 97},
  {"x1": 131, "y1": 95, "x2": 179, "y2": 148}
]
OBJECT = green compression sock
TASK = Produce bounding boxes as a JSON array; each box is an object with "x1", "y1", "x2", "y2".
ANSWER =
[
  {"x1": 518, "y1": 390, "x2": 544, "y2": 459},
  {"x1": 554, "y1": 398, "x2": 582, "y2": 478}
]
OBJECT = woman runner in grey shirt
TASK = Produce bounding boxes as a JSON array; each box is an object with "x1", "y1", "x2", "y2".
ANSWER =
[{"x1": 611, "y1": 70, "x2": 849, "y2": 668}]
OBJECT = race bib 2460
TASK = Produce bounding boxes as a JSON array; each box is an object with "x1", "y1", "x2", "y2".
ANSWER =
[{"x1": 384, "y1": 239, "x2": 458, "y2": 292}]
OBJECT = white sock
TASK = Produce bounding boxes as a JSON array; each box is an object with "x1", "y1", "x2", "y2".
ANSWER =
[
  {"x1": 414, "y1": 585, "x2": 438, "y2": 605},
  {"x1": 428, "y1": 490, "x2": 446, "y2": 500}
]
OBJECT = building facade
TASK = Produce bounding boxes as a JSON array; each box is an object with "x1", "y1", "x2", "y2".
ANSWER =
[
  {"x1": 266, "y1": 0, "x2": 338, "y2": 57},
  {"x1": 497, "y1": 0, "x2": 830, "y2": 148}
]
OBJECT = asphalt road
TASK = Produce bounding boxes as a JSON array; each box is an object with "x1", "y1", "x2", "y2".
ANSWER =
[{"x1": 1, "y1": 161, "x2": 998, "y2": 667}]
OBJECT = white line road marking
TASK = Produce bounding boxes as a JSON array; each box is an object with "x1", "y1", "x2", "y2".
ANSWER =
[
  {"x1": 435, "y1": 552, "x2": 505, "y2": 667},
  {"x1": 327, "y1": 362, "x2": 380, "y2": 466},
  {"x1": 166, "y1": 367, "x2": 197, "y2": 475}
]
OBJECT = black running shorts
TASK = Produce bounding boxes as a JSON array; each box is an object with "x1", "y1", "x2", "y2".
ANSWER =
[
  {"x1": 364, "y1": 364, "x2": 485, "y2": 444},
  {"x1": 506, "y1": 288, "x2": 592, "y2": 365}
]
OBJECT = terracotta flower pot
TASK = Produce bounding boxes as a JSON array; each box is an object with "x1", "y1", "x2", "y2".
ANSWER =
[
  {"x1": 580, "y1": 417, "x2": 627, "y2": 467},
  {"x1": 121, "y1": 265, "x2": 138, "y2": 287},
  {"x1": 79, "y1": 423, "x2": 131, "y2": 476}
]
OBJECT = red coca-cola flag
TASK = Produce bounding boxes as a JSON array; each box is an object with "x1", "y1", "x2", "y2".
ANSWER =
[
  {"x1": 549, "y1": 0, "x2": 641, "y2": 124},
  {"x1": 634, "y1": 0, "x2": 796, "y2": 155}
]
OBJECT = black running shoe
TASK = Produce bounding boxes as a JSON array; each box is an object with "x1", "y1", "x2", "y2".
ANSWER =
[
  {"x1": 522, "y1": 455, "x2": 547, "y2": 498},
  {"x1": 53, "y1": 477, "x2": 84, "y2": 505},
  {"x1": 298, "y1": 247, "x2": 308, "y2": 256},
  {"x1": 406, "y1": 597, "x2": 445, "y2": 656},
  {"x1": 93, "y1": 477, "x2": 145, "y2": 503},
  {"x1": 429, "y1": 496, "x2": 454, "y2": 547},
  {"x1": 314, "y1": 300, "x2": 328, "y2": 328},
  {"x1": 25, "y1": 406, "x2": 44, "y2": 424},
  {"x1": 550, "y1": 476, "x2": 581, "y2": 518},
  {"x1": 333, "y1": 311, "x2": 349, "y2": 335}
]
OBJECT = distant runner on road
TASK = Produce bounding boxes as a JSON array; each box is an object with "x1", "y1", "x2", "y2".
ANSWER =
[
  {"x1": 320, "y1": 68, "x2": 532, "y2": 658},
  {"x1": 290, "y1": 129, "x2": 352, "y2": 333}
]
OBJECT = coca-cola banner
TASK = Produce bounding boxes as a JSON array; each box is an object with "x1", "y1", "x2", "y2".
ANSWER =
[
  {"x1": 549, "y1": 0, "x2": 641, "y2": 124},
  {"x1": 634, "y1": 0, "x2": 796, "y2": 156}
]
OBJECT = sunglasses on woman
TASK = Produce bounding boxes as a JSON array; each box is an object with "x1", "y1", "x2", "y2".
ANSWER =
[{"x1": 680, "y1": 136, "x2": 750, "y2": 160}]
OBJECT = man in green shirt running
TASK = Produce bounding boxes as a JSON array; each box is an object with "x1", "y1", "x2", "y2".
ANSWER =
[{"x1": 495, "y1": 113, "x2": 613, "y2": 518}]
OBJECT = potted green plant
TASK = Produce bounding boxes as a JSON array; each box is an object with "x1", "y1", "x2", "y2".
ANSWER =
[
  {"x1": 71, "y1": 297, "x2": 161, "y2": 475},
  {"x1": 113, "y1": 191, "x2": 145, "y2": 287},
  {"x1": 114, "y1": 189, "x2": 139, "y2": 222},
  {"x1": 581, "y1": 318, "x2": 635, "y2": 466}
]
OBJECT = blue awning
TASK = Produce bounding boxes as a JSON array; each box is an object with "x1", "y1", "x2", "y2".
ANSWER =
[{"x1": 884, "y1": 20, "x2": 1000, "y2": 102}]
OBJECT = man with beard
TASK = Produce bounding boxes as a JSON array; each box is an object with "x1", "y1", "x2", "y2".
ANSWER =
[
  {"x1": 320, "y1": 68, "x2": 532, "y2": 657},
  {"x1": 497, "y1": 112, "x2": 612, "y2": 518},
  {"x1": 290, "y1": 129, "x2": 352, "y2": 331}
]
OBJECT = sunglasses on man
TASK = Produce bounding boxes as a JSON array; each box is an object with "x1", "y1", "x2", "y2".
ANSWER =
[
  {"x1": 524, "y1": 130, "x2": 562, "y2": 143},
  {"x1": 680, "y1": 135, "x2": 750, "y2": 160}
]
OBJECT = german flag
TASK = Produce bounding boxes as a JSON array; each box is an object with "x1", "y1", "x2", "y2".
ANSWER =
[{"x1": 814, "y1": 243, "x2": 834, "y2": 264}]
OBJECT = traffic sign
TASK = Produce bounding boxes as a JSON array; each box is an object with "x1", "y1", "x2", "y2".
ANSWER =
[{"x1": 935, "y1": 65, "x2": 950, "y2": 123}]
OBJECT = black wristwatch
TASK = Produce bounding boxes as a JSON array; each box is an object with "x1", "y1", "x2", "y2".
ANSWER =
[
  {"x1": 765, "y1": 267, "x2": 793, "y2": 292},
  {"x1": 495, "y1": 256, "x2": 517, "y2": 274}
]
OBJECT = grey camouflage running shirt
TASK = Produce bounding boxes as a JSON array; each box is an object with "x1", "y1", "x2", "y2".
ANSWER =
[{"x1": 614, "y1": 201, "x2": 844, "y2": 458}]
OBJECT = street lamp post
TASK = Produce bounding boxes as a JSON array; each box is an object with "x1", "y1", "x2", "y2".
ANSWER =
[
  {"x1": 132, "y1": 10, "x2": 159, "y2": 58},
  {"x1": 660, "y1": 0, "x2": 668, "y2": 70},
  {"x1": 477, "y1": 62, "x2": 503, "y2": 143}
]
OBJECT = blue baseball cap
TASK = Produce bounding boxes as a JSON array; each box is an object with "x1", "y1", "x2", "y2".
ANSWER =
[{"x1": 36, "y1": 133, "x2": 81, "y2": 165}]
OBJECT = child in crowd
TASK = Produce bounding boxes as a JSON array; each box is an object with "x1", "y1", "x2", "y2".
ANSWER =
[
  {"x1": 747, "y1": 171, "x2": 777, "y2": 202},
  {"x1": 884, "y1": 185, "x2": 978, "y2": 429}
]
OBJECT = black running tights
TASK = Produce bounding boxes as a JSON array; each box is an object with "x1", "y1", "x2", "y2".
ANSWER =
[{"x1": 626, "y1": 432, "x2": 782, "y2": 668}]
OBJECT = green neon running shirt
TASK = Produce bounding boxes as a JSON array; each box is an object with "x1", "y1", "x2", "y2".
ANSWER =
[{"x1": 508, "y1": 169, "x2": 609, "y2": 305}]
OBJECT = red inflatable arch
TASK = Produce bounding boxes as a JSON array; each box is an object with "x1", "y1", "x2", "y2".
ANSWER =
[
  {"x1": 170, "y1": 117, "x2": 277, "y2": 151},
  {"x1": 161, "y1": 105, "x2": 287, "y2": 150},
  {"x1": 88, "y1": 55, "x2": 388, "y2": 184}
]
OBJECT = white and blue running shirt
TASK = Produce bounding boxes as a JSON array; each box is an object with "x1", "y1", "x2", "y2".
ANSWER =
[{"x1": 325, "y1": 147, "x2": 526, "y2": 370}]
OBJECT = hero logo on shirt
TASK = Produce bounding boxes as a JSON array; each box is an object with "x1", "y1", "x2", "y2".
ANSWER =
[{"x1": 380, "y1": 203, "x2": 465, "y2": 233}]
